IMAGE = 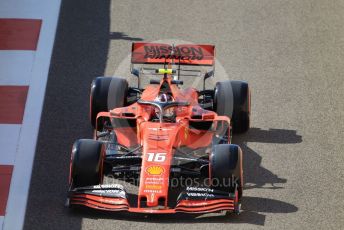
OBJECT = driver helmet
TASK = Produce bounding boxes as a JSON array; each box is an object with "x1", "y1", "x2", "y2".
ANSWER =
[
  {"x1": 153, "y1": 93, "x2": 176, "y2": 121},
  {"x1": 155, "y1": 92, "x2": 174, "y2": 103}
]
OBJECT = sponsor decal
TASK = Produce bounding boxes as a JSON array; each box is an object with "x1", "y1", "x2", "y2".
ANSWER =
[
  {"x1": 143, "y1": 45, "x2": 204, "y2": 60},
  {"x1": 150, "y1": 193, "x2": 155, "y2": 202},
  {"x1": 190, "y1": 202, "x2": 208, "y2": 206},
  {"x1": 143, "y1": 189, "x2": 162, "y2": 193},
  {"x1": 145, "y1": 177, "x2": 164, "y2": 184},
  {"x1": 90, "y1": 189, "x2": 126, "y2": 198},
  {"x1": 100, "y1": 198, "x2": 127, "y2": 205},
  {"x1": 186, "y1": 192, "x2": 215, "y2": 198},
  {"x1": 181, "y1": 201, "x2": 208, "y2": 206},
  {"x1": 92, "y1": 184, "x2": 124, "y2": 189},
  {"x1": 146, "y1": 166, "x2": 165, "y2": 175},
  {"x1": 146, "y1": 177, "x2": 164, "y2": 181},
  {"x1": 145, "y1": 184, "x2": 162, "y2": 190},
  {"x1": 91, "y1": 190, "x2": 123, "y2": 194},
  {"x1": 186, "y1": 187, "x2": 214, "y2": 193},
  {"x1": 144, "y1": 181, "x2": 163, "y2": 185}
]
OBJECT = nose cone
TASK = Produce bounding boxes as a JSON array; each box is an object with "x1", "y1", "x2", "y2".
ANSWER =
[
  {"x1": 138, "y1": 123, "x2": 179, "y2": 208},
  {"x1": 140, "y1": 161, "x2": 169, "y2": 207}
]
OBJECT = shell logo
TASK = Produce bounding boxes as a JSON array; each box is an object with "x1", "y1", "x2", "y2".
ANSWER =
[{"x1": 146, "y1": 166, "x2": 164, "y2": 175}]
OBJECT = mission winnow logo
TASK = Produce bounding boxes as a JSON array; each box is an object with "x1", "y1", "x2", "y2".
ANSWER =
[{"x1": 143, "y1": 45, "x2": 204, "y2": 60}]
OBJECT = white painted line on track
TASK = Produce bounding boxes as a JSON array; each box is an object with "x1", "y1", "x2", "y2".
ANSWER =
[
  {"x1": 0, "y1": 217, "x2": 3, "y2": 230},
  {"x1": 0, "y1": 51, "x2": 35, "y2": 85},
  {"x1": 2, "y1": 0, "x2": 62, "y2": 229},
  {"x1": 0, "y1": 0, "x2": 56, "y2": 19},
  {"x1": 0, "y1": 125, "x2": 21, "y2": 165}
]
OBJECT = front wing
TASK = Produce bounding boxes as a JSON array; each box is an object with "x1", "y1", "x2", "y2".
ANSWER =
[{"x1": 67, "y1": 185, "x2": 240, "y2": 214}]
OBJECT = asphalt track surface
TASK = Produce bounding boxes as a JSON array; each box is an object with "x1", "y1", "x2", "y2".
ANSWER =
[{"x1": 24, "y1": 0, "x2": 344, "y2": 229}]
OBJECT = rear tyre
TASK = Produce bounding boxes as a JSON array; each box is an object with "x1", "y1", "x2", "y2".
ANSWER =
[
  {"x1": 210, "y1": 144, "x2": 243, "y2": 199},
  {"x1": 70, "y1": 139, "x2": 103, "y2": 187},
  {"x1": 214, "y1": 80, "x2": 250, "y2": 134},
  {"x1": 90, "y1": 77, "x2": 128, "y2": 128}
]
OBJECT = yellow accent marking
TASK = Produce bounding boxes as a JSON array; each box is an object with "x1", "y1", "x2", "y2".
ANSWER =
[{"x1": 158, "y1": 69, "x2": 173, "y2": 74}]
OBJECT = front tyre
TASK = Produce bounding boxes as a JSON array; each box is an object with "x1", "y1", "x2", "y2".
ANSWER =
[
  {"x1": 210, "y1": 144, "x2": 243, "y2": 200},
  {"x1": 69, "y1": 139, "x2": 103, "y2": 187}
]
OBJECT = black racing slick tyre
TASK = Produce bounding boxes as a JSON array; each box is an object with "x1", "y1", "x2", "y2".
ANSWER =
[
  {"x1": 90, "y1": 77, "x2": 128, "y2": 128},
  {"x1": 214, "y1": 80, "x2": 250, "y2": 134},
  {"x1": 210, "y1": 144, "x2": 243, "y2": 199},
  {"x1": 70, "y1": 139, "x2": 103, "y2": 187}
]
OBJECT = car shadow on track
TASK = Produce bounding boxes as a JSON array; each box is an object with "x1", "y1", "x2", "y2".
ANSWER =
[
  {"x1": 67, "y1": 127, "x2": 300, "y2": 226},
  {"x1": 109, "y1": 32, "x2": 143, "y2": 41},
  {"x1": 235, "y1": 127, "x2": 302, "y2": 190}
]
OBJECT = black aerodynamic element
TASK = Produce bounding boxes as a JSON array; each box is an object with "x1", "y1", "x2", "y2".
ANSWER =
[
  {"x1": 70, "y1": 139, "x2": 103, "y2": 187},
  {"x1": 214, "y1": 80, "x2": 250, "y2": 134},
  {"x1": 90, "y1": 77, "x2": 128, "y2": 128},
  {"x1": 210, "y1": 144, "x2": 243, "y2": 199}
]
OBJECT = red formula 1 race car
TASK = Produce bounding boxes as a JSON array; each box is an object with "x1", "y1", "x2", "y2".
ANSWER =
[{"x1": 66, "y1": 43, "x2": 251, "y2": 214}]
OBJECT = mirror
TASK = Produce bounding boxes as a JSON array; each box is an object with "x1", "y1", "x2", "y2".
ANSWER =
[
  {"x1": 131, "y1": 68, "x2": 140, "y2": 77},
  {"x1": 204, "y1": 70, "x2": 214, "y2": 80}
]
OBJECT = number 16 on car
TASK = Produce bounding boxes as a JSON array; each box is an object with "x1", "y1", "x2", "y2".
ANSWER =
[{"x1": 146, "y1": 152, "x2": 166, "y2": 162}]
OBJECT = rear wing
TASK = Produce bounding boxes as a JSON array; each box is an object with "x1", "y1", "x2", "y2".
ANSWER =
[{"x1": 131, "y1": 43, "x2": 215, "y2": 66}]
